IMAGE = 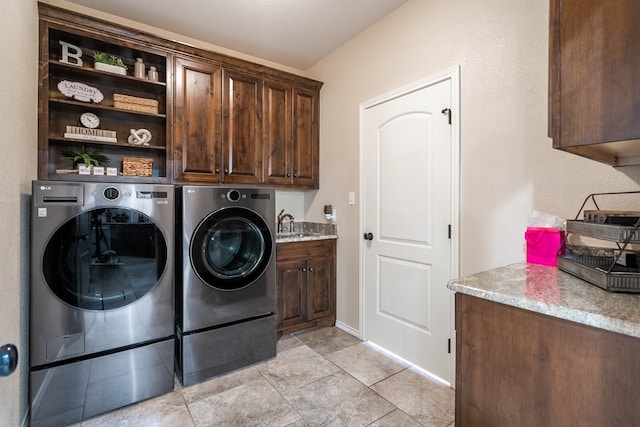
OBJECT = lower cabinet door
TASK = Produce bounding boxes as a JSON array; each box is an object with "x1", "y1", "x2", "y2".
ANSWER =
[
  {"x1": 276, "y1": 240, "x2": 336, "y2": 334},
  {"x1": 276, "y1": 259, "x2": 307, "y2": 329},
  {"x1": 306, "y1": 254, "x2": 335, "y2": 321}
]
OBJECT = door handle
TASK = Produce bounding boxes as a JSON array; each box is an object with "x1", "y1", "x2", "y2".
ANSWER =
[
  {"x1": 363, "y1": 232, "x2": 373, "y2": 241},
  {"x1": 0, "y1": 344, "x2": 18, "y2": 377}
]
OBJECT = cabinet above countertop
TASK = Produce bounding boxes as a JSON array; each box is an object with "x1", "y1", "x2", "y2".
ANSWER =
[
  {"x1": 548, "y1": 0, "x2": 640, "y2": 166},
  {"x1": 448, "y1": 262, "x2": 640, "y2": 339}
]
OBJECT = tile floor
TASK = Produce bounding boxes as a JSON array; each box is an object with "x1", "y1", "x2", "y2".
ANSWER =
[{"x1": 74, "y1": 327, "x2": 455, "y2": 426}]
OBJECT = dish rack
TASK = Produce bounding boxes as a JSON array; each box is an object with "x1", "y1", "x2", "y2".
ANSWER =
[{"x1": 557, "y1": 191, "x2": 640, "y2": 293}]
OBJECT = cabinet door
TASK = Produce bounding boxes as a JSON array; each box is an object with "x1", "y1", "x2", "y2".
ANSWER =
[
  {"x1": 173, "y1": 56, "x2": 222, "y2": 182},
  {"x1": 276, "y1": 259, "x2": 307, "y2": 329},
  {"x1": 263, "y1": 79, "x2": 292, "y2": 185},
  {"x1": 549, "y1": 0, "x2": 640, "y2": 164},
  {"x1": 306, "y1": 253, "x2": 335, "y2": 321},
  {"x1": 292, "y1": 87, "x2": 319, "y2": 189},
  {"x1": 222, "y1": 70, "x2": 263, "y2": 183}
]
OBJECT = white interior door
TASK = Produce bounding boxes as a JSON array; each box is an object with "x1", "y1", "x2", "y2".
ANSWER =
[{"x1": 361, "y1": 69, "x2": 458, "y2": 383}]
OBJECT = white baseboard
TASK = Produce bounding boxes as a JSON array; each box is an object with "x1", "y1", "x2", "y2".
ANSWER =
[{"x1": 334, "y1": 321, "x2": 361, "y2": 339}]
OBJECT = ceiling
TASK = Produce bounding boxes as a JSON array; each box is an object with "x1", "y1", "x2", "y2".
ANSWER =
[{"x1": 64, "y1": 0, "x2": 409, "y2": 70}]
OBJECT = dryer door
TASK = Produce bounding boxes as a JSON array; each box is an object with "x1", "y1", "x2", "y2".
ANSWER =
[
  {"x1": 190, "y1": 207, "x2": 273, "y2": 290},
  {"x1": 43, "y1": 207, "x2": 168, "y2": 310}
]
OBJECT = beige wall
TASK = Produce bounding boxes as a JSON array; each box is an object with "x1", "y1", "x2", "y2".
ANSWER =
[
  {"x1": 1, "y1": 0, "x2": 38, "y2": 424},
  {"x1": 305, "y1": 0, "x2": 640, "y2": 331}
]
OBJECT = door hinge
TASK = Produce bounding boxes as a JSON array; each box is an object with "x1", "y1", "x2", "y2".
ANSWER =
[
  {"x1": 441, "y1": 108, "x2": 451, "y2": 125},
  {"x1": 448, "y1": 338, "x2": 451, "y2": 354},
  {"x1": 448, "y1": 224, "x2": 451, "y2": 239}
]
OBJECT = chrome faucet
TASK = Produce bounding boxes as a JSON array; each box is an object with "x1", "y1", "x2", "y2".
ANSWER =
[{"x1": 277, "y1": 209, "x2": 295, "y2": 233}]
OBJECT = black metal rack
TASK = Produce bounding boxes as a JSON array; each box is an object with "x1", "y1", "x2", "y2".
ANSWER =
[{"x1": 557, "y1": 191, "x2": 640, "y2": 292}]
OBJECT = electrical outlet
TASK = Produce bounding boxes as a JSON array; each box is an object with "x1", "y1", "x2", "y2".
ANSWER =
[{"x1": 348, "y1": 192, "x2": 355, "y2": 205}]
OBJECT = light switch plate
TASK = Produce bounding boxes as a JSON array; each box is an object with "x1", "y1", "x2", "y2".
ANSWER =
[{"x1": 348, "y1": 192, "x2": 355, "y2": 205}]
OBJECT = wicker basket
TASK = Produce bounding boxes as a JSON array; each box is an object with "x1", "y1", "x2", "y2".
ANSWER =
[
  {"x1": 122, "y1": 157, "x2": 153, "y2": 176},
  {"x1": 113, "y1": 94, "x2": 159, "y2": 114}
]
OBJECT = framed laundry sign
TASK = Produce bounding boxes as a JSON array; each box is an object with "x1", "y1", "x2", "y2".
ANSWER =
[{"x1": 57, "y1": 80, "x2": 104, "y2": 103}]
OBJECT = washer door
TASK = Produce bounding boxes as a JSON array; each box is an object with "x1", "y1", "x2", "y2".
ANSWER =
[
  {"x1": 42, "y1": 207, "x2": 168, "y2": 310},
  {"x1": 190, "y1": 207, "x2": 273, "y2": 290}
]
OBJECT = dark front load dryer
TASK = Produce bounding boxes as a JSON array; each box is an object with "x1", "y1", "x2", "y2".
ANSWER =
[
  {"x1": 176, "y1": 186, "x2": 276, "y2": 386},
  {"x1": 29, "y1": 181, "x2": 175, "y2": 427}
]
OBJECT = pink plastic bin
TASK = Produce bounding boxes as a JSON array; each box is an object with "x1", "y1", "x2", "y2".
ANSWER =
[{"x1": 525, "y1": 227, "x2": 566, "y2": 266}]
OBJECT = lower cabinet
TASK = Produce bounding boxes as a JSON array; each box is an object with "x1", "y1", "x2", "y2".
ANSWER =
[
  {"x1": 276, "y1": 239, "x2": 336, "y2": 336},
  {"x1": 455, "y1": 293, "x2": 640, "y2": 426}
]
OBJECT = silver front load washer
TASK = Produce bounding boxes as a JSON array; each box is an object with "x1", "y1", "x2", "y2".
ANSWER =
[
  {"x1": 176, "y1": 186, "x2": 276, "y2": 386},
  {"x1": 29, "y1": 181, "x2": 175, "y2": 427}
]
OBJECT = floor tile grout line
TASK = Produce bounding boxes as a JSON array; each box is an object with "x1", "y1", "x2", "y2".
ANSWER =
[
  {"x1": 366, "y1": 365, "x2": 411, "y2": 388},
  {"x1": 255, "y1": 344, "x2": 342, "y2": 426},
  {"x1": 266, "y1": 335, "x2": 412, "y2": 427},
  {"x1": 176, "y1": 386, "x2": 198, "y2": 426},
  {"x1": 278, "y1": 336, "x2": 433, "y2": 427}
]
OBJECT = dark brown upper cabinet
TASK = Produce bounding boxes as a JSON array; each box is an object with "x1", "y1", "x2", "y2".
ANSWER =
[
  {"x1": 39, "y1": 2, "x2": 322, "y2": 187},
  {"x1": 222, "y1": 70, "x2": 263, "y2": 184},
  {"x1": 173, "y1": 59, "x2": 263, "y2": 184},
  {"x1": 173, "y1": 56, "x2": 222, "y2": 183},
  {"x1": 549, "y1": 0, "x2": 640, "y2": 166},
  {"x1": 263, "y1": 81, "x2": 320, "y2": 189}
]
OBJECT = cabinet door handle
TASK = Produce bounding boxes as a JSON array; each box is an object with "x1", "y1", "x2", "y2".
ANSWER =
[
  {"x1": 224, "y1": 168, "x2": 229, "y2": 174},
  {"x1": 215, "y1": 168, "x2": 220, "y2": 173},
  {"x1": 300, "y1": 267, "x2": 306, "y2": 272},
  {"x1": 287, "y1": 173, "x2": 291, "y2": 177},
  {"x1": 308, "y1": 267, "x2": 314, "y2": 272}
]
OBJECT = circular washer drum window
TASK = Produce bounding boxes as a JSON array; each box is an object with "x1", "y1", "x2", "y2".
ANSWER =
[
  {"x1": 42, "y1": 208, "x2": 167, "y2": 311},
  {"x1": 190, "y1": 208, "x2": 272, "y2": 290}
]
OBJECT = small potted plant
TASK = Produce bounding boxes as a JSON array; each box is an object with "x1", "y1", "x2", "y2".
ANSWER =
[
  {"x1": 92, "y1": 52, "x2": 128, "y2": 76},
  {"x1": 60, "y1": 146, "x2": 110, "y2": 175}
]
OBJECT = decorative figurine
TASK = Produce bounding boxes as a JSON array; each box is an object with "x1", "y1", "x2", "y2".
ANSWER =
[{"x1": 127, "y1": 128, "x2": 152, "y2": 145}]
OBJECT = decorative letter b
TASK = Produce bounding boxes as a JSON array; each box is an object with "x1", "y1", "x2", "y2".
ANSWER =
[{"x1": 59, "y1": 41, "x2": 83, "y2": 67}]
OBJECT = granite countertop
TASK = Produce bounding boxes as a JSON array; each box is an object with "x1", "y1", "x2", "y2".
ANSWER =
[
  {"x1": 448, "y1": 262, "x2": 640, "y2": 339},
  {"x1": 275, "y1": 221, "x2": 338, "y2": 243}
]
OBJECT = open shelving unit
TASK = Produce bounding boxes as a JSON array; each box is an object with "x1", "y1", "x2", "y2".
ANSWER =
[{"x1": 39, "y1": 23, "x2": 171, "y2": 182}]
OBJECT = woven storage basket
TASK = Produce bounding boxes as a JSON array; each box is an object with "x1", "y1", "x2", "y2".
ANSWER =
[
  {"x1": 122, "y1": 157, "x2": 153, "y2": 176},
  {"x1": 113, "y1": 94, "x2": 159, "y2": 114}
]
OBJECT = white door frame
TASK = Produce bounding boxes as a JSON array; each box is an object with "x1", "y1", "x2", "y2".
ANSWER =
[{"x1": 358, "y1": 65, "x2": 460, "y2": 383}]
